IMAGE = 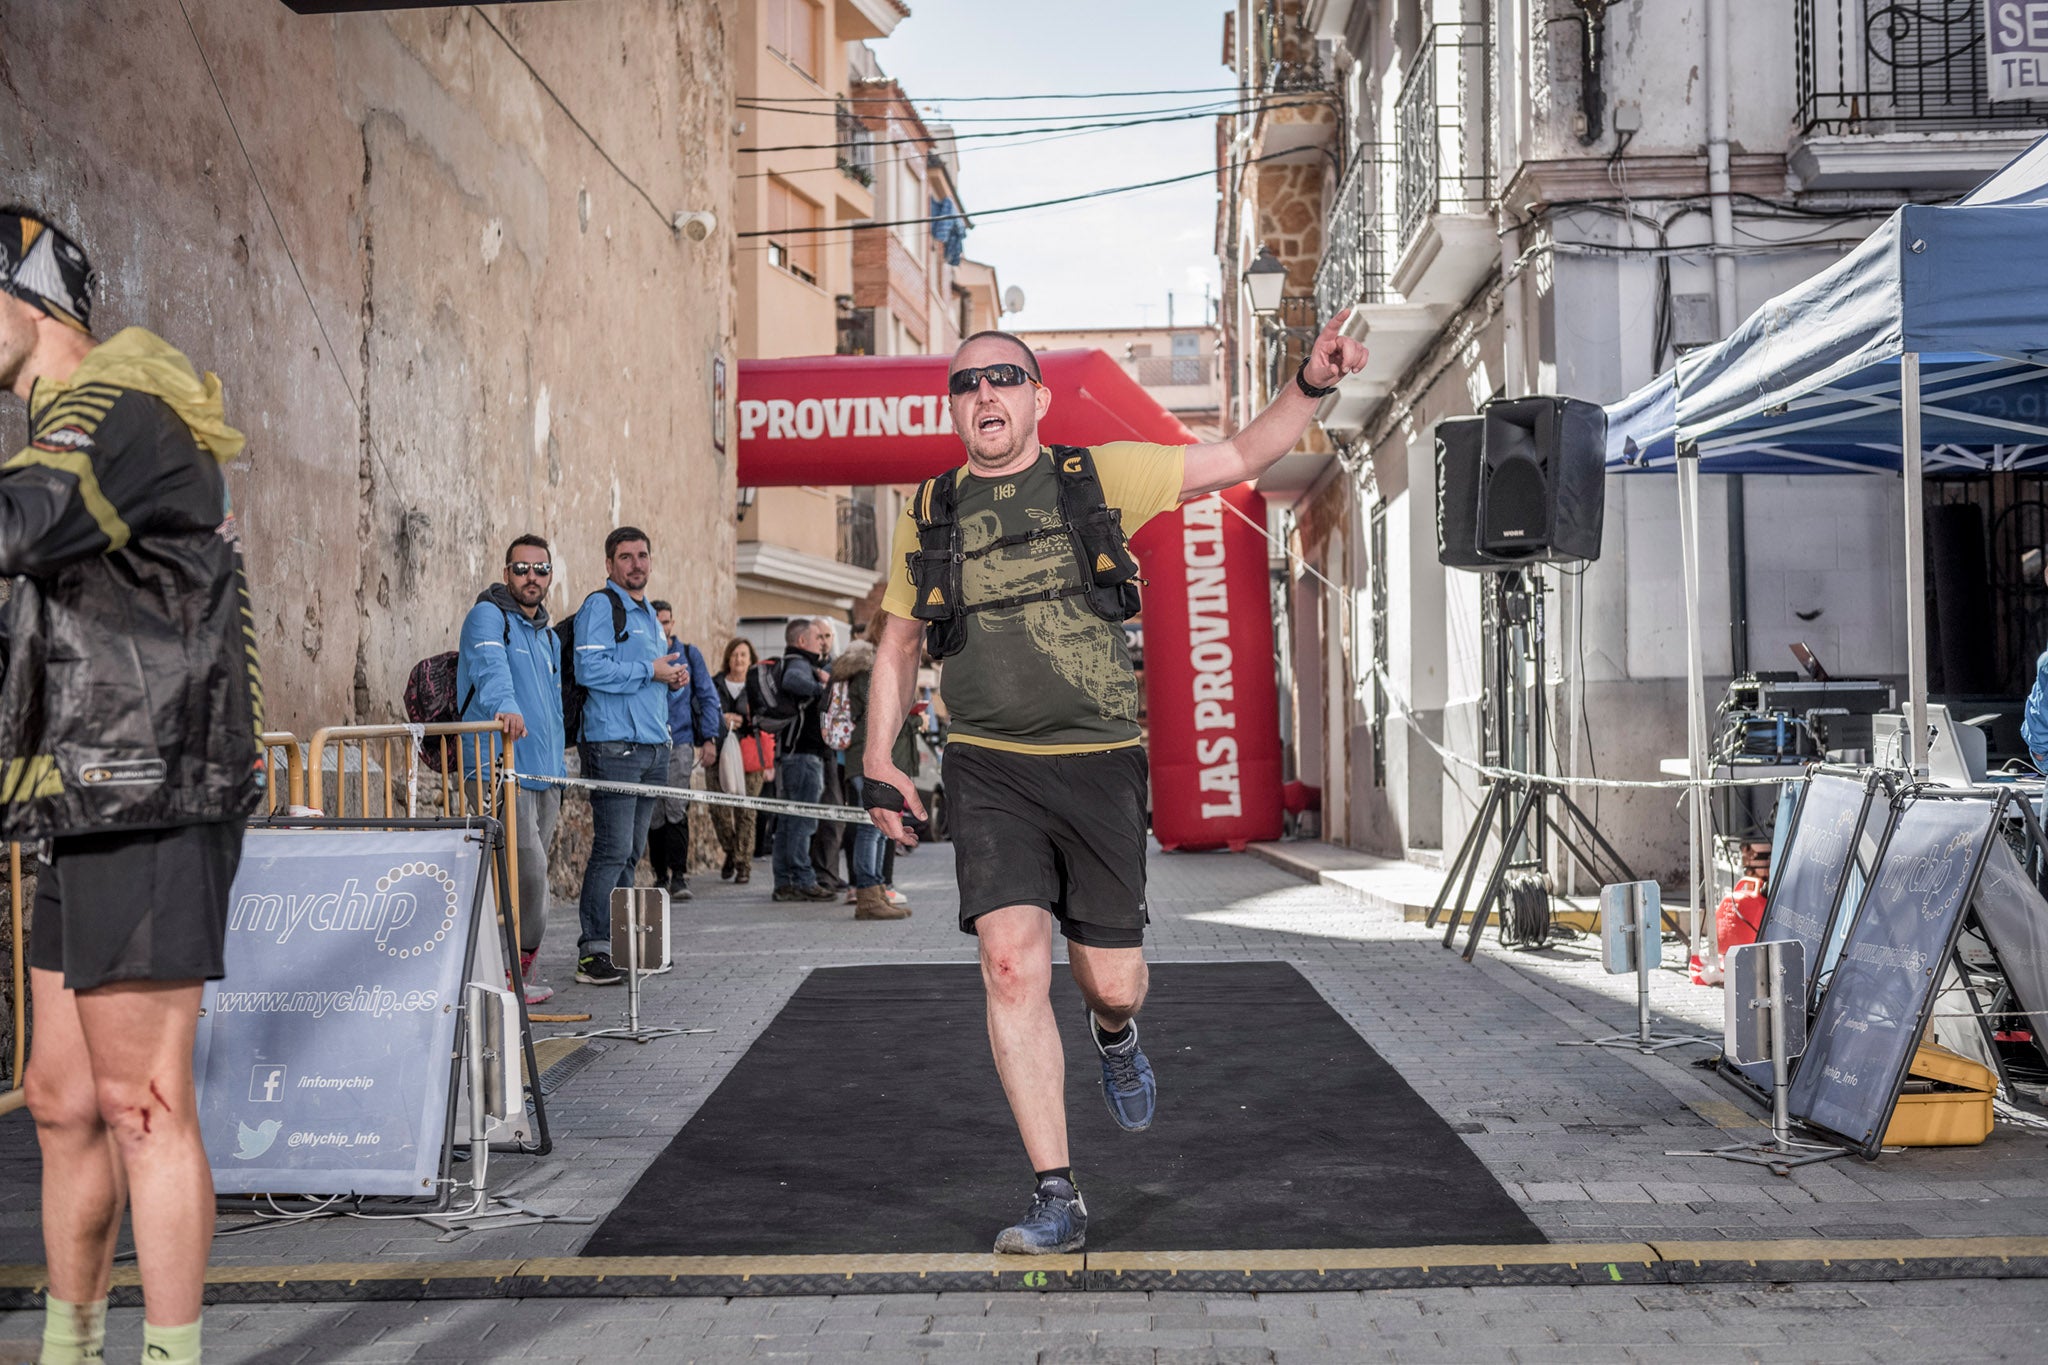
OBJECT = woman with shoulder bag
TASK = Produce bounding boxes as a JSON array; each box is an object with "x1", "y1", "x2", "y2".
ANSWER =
[{"x1": 712, "y1": 637, "x2": 769, "y2": 884}]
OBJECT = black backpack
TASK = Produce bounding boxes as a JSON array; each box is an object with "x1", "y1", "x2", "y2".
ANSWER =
[
  {"x1": 750, "y1": 656, "x2": 804, "y2": 739},
  {"x1": 560, "y1": 588, "x2": 629, "y2": 743}
]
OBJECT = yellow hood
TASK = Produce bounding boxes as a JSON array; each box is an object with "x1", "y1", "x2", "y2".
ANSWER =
[{"x1": 41, "y1": 327, "x2": 246, "y2": 463}]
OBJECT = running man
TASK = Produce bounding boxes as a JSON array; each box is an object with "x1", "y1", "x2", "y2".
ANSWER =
[
  {"x1": 862, "y1": 315, "x2": 1366, "y2": 1252},
  {"x1": 0, "y1": 207, "x2": 266, "y2": 1364}
]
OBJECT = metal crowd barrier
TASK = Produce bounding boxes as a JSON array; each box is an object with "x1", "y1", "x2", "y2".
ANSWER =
[
  {"x1": 263, "y1": 731, "x2": 306, "y2": 814},
  {"x1": 306, "y1": 722, "x2": 522, "y2": 948}
]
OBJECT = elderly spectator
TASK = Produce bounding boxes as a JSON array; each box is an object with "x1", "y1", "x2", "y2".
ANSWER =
[{"x1": 770, "y1": 618, "x2": 836, "y2": 902}]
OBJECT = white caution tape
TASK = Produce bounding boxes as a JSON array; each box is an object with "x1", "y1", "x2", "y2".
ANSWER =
[
  {"x1": 508, "y1": 768, "x2": 879, "y2": 825},
  {"x1": 1214, "y1": 496, "x2": 1805, "y2": 795}
]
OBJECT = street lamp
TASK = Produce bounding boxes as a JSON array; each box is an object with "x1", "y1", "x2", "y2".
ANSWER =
[{"x1": 1243, "y1": 245, "x2": 1290, "y2": 316}]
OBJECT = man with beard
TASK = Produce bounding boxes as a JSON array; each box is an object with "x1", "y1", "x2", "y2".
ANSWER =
[
  {"x1": 1, "y1": 206, "x2": 265, "y2": 1365},
  {"x1": 861, "y1": 315, "x2": 1366, "y2": 1254},
  {"x1": 572, "y1": 526, "x2": 686, "y2": 984},
  {"x1": 457, "y1": 533, "x2": 566, "y2": 1001}
]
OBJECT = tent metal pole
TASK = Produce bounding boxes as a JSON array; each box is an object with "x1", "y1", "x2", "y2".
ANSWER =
[
  {"x1": 1677, "y1": 446, "x2": 1715, "y2": 970},
  {"x1": 1901, "y1": 351, "x2": 1928, "y2": 776}
]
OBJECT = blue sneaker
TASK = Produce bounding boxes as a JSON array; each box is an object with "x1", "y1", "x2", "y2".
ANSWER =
[
  {"x1": 993, "y1": 1176, "x2": 1087, "y2": 1254},
  {"x1": 1091, "y1": 1014, "x2": 1156, "y2": 1132}
]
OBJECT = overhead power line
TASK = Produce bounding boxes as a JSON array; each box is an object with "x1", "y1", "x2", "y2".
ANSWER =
[
  {"x1": 735, "y1": 84, "x2": 1251, "y2": 104},
  {"x1": 736, "y1": 96, "x2": 1267, "y2": 123},
  {"x1": 740, "y1": 101, "x2": 1323, "y2": 155},
  {"x1": 738, "y1": 147, "x2": 1309, "y2": 241}
]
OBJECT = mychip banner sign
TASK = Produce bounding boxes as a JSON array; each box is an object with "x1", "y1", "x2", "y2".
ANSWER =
[
  {"x1": 1989, "y1": 2, "x2": 2048, "y2": 100},
  {"x1": 194, "y1": 827, "x2": 490, "y2": 1198}
]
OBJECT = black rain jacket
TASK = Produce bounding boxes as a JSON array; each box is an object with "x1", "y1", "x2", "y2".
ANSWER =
[{"x1": 0, "y1": 327, "x2": 265, "y2": 838}]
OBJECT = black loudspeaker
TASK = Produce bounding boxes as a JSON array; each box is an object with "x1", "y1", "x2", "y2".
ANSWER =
[
  {"x1": 1435, "y1": 417, "x2": 1513, "y2": 571},
  {"x1": 1478, "y1": 396, "x2": 1608, "y2": 564}
]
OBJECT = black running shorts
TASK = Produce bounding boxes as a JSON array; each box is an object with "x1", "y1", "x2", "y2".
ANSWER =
[
  {"x1": 30, "y1": 822, "x2": 246, "y2": 991},
  {"x1": 945, "y1": 743, "x2": 1149, "y2": 949}
]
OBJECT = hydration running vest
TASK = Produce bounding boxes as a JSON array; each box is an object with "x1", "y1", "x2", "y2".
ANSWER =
[{"x1": 907, "y1": 444, "x2": 1145, "y2": 660}]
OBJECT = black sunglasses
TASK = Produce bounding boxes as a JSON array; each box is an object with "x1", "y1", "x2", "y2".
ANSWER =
[
  {"x1": 947, "y1": 363, "x2": 1041, "y2": 396},
  {"x1": 508, "y1": 561, "x2": 552, "y2": 577}
]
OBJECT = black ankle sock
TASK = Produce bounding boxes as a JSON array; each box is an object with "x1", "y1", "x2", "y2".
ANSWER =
[
  {"x1": 1093, "y1": 1017, "x2": 1131, "y2": 1047},
  {"x1": 1034, "y1": 1167, "x2": 1073, "y2": 1189}
]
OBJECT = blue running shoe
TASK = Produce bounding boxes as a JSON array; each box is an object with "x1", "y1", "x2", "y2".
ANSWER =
[
  {"x1": 993, "y1": 1176, "x2": 1087, "y2": 1254},
  {"x1": 1091, "y1": 1014, "x2": 1156, "y2": 1132}
]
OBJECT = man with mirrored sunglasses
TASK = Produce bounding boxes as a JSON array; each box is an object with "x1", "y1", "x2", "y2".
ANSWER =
[
  {"x1": 457, "y1": 533, "x2": 566, "y2": 1002},
  {"x1": 862, "y1": 316, "x2": 1366, "y2": 1255}
]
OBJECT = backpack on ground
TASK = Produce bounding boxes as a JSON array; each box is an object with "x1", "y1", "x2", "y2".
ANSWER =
[
  {"x1": 560, "y1": 588, "x2": 629, "y2": 744},
  {"x1": 404, "y1": 607, "x2": 510, "y2": 773}
]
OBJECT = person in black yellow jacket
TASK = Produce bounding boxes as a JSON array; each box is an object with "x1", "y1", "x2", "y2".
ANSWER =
[{"x1": 0, "y1": 206, "x2": 263, "y2": 1365}]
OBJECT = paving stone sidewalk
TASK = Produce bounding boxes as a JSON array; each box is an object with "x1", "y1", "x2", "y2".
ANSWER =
[{"x1": 1, "y1": 839, "x2": 2044, "y2": 1361}]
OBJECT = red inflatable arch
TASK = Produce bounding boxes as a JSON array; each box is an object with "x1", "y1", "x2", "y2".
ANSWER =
[{"x1": 737, "y1": 350, "x2": 1280, "y2": 851}]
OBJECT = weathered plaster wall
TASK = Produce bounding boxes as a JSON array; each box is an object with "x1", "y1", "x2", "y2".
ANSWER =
[{"x1": 0, "y1": 0, "x2": 738, "y2": 735}]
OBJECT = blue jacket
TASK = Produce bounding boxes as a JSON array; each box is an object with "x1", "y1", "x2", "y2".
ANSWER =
[
  {"x1": 573, "y1": 581, "x2": 670, "y2": 746},
  {"x1": 455, "y1": 584, "x2": 564, "y2": 789},
  {"x1": 2026, "y1": 648, "x2": 2048, "y2": 761},
  {"x1": 666, "y1": 639, "x2": 723, "y2": 747}
]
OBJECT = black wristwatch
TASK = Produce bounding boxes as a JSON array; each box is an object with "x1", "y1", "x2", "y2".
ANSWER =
[{"x1": 1294, "y1": 360, "x2": 1340, "y2": 399}]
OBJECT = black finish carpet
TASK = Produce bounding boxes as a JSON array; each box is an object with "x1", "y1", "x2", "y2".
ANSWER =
[{"x1": 582, "y1": 961, "x2": 1542, "y2": 1256}]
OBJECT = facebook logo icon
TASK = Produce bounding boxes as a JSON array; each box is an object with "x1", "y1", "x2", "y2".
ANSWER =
[{"x1": 248, "y1": 1066, "x2": 287, "y2": 1103}]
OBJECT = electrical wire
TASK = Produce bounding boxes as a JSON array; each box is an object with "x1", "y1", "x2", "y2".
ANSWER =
[
  {"x1": 470, "y1": 6, "x2": 674, "y2": 231},
  {"x1": 736, "y1": 95, "x2": 1266, "y2": 123},
  {"x1": 735, "y1": 84, "x2": 1255, "y2": 104},
  {"x1": 740, "y1": 101, "x2": 1324, "y2": 155},
  {"x1": 174, "y1": 0, "x2": 399, "y2": 496},
  {"x1": 739, "y1": 147, "x2": 1310, "y2": 240}
]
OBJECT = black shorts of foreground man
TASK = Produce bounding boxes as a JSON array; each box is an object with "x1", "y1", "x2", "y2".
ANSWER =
[
  {"x1": 862, "y1": 319, "x2": 1366, "y2": 1254},
  {"x1": 0, "y1": 206, "x2": 266, "y2": 1365}
]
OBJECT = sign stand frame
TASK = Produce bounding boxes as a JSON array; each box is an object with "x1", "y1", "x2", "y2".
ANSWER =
[
  {"x1": 1785, "y1": 786, "x2": 2008, "y2": 1159},
  {"x1": 205, "y1": 816, "x2": 531, "y2": 1213},
  {"x1": 1670, "y1": 939, "x2": 1848, "y2": 1176},
  {"x1": 581, "y1": 887, "x2": 704, "y2": 1045},
  {"x1": 1560, "y1": 880, "x2": 1718, "y2": 1054}
]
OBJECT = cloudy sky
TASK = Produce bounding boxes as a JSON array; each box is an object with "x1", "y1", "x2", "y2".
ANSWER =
[{"x1": 874, "y1": 2, "x2": 1231, "y2": 332}]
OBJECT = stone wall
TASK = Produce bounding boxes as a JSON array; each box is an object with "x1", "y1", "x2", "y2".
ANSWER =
[{"x1": 0, "y1": 0, "x2": 740, "y2": 738}]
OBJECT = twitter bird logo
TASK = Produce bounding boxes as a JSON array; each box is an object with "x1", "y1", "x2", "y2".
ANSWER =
[{"x1": 234, "y1": 1118, "x2": 282, "y2": 1160}]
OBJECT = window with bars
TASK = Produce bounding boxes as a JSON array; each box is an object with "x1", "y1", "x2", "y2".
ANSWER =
[{"x1": 765, "y1": 178, "x2": 821, "y2": 285}]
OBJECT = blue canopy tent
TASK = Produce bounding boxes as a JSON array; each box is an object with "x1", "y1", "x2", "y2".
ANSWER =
[{"x1": 1603, "y1": 132, "x2": 2048, "y2": 957}]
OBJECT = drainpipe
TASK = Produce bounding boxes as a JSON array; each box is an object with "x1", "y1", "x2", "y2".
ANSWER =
[{"x1": 1705, "y1": 0, "x2": 1747, "y2": 676}]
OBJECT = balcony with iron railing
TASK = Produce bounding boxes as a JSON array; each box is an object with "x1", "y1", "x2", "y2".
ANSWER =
[
  {"x1": 1797, "y1": 0, "x2": 2046, "y2": 134},
  {"x1": 1254, "y1": 0, "x2": 1329, "y2": 97},
  {"x1": 1313, "y1": 148, "x2": 1391, "y2": 325},
  {"x1": 836, "y1": 99, "x2": 876, "y2": 187},
  {"x1": 1392, "y1": 22, "x2": 1489, "y2": 260},
  {"x1": 1133, "y1": 355, "x2": 1212, "y2": 388}
]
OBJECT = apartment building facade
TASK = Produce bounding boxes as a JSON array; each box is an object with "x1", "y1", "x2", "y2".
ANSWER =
[
  {"x1": 736, "y1": 5, "x2": 1006, "y2": 636},
  {"x1": 1220, "y1": 0, "x2": 2042, "y2": 881}
]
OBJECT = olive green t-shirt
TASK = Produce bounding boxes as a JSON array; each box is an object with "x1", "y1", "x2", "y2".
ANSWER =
[{"x1": 879, "y1": 441, "x2": 1185, "y2": 754}]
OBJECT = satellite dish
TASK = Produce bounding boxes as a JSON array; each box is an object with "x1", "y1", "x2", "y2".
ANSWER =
[{"x1": 1002, "y1": 285, "x2": 1026, "y2": 315}]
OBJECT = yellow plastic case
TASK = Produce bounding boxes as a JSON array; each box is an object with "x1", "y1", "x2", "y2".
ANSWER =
[{"x1": 1882, "y1": 1042, "x2": 1997, "y2": 1148}]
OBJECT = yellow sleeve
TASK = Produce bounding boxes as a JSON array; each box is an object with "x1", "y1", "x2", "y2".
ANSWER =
[
  {"x1": 1091, "y1": 442, "x2": 1186, "y2": 535},
  {"x1": 878, "y1": 500, "x2": 919, "y2": 619}
]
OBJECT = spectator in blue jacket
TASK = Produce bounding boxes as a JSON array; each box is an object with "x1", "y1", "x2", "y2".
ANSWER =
[
  {"x1": 456, "y1": 533, "x2": 567, "y2": 1002},
  {"x1": 646, "y1": 600, "x2": 722, "y2": 901},
  {"x1": 572, "y1": 526, "x2": 686, "y2": 985}
]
